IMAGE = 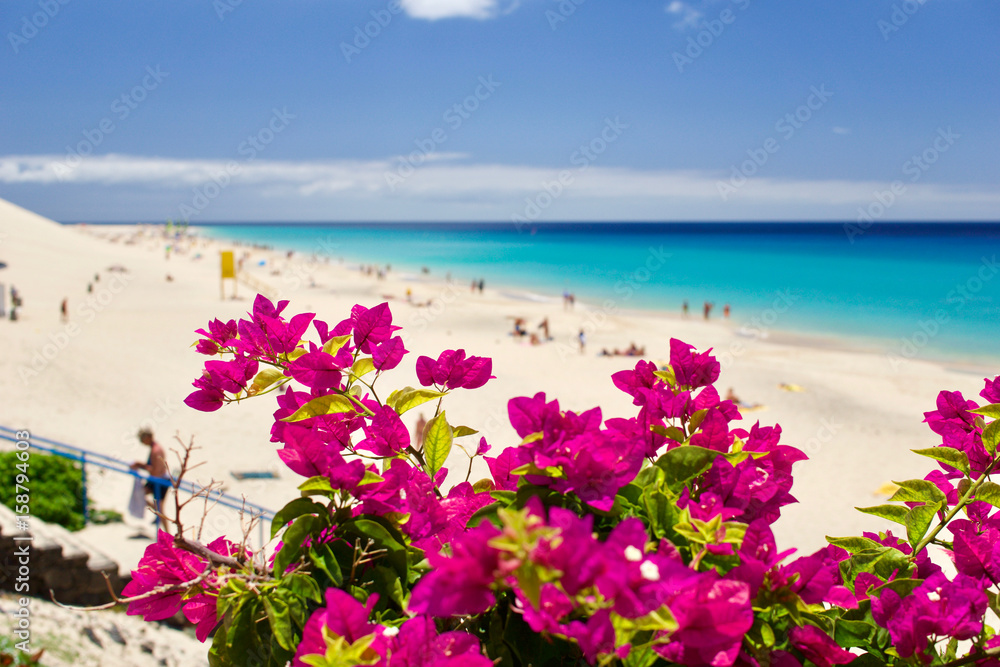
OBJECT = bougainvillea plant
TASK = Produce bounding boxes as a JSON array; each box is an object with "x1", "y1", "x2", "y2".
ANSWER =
[{"x1": 116, "y1": 295, "x2": 1000, "y2": 667}]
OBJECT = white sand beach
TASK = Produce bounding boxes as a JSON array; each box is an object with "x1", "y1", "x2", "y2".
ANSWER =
[{"x1": 0, "y1": 197, "x2": 991, "y2": 575}]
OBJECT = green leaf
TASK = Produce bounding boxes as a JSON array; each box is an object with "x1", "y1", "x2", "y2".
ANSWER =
[
  {"x1": 855, "y1": 504, "x2": 910, "y2": 527},
  {"x1": 423, "y1": 411, "x2": 453, "y2": 478},
  {"x1": 308, "y1": 543, "x2": 343, "y2": 587},
  {"x1": 888, "y1": 478, "x2": 947, "y2": 505},
  {"x1": 281, "y1": 394, "x2": 356, "y2": 422},
  {"x1": 372, "y1": 565, "x2": 407, "y2": 609},
  {"x1": 468, "y1": 501, "x2": 501, "y2": 527},
  {"x1": 358, "y1": 469, "x2": 384, "y2": 486},
  {"x1": 273, "y1": 515, "x2": 317, "y2": 576},
  {"x1": 983, "y1": 420, "x2": 1000, "y2": 456},
  {"x1": 298, "y1": 476, "x2": 335, "y2": 497},
  {"x1": 911, "y1": 447, "x2": 971, "y2": 476},
  {"x1": 249, "y1": 368, "x2": 286, "y2": 395},
  {"x1": 834, "y1": 618, "x2": 875, "y2": 649},
  {"x1": 653, "y1": 367, "x2": 676, "y2": 386},
  {"x1": 351, "y1": 357, "x2": 376, "y2": 378},
  {"x1": 387, "y1": 386, "x2": 448, "y2": 415},
  {"x1": 453, "y1": 425, "x2": 478, "y2": 438},
  {"x1": 826, "y1": 536, "x2": 886, "y2": 553},
  {"x1": 263, "y1": 596, "x2": 294, "y2": 652},
  {"x1": 839, "y1": 547, "x2": 913, "y2": 587},
  {"x1": 282, "y1": 572, "x2": 323, "y2": 604},
  {"x1": 971, "y1": 404, "x2": 1000, "y2": 419},
  {"x1": 975, "y1": 481, "x2": 1000, "y2": 508},
  {"x1": 472, "y1": 478, "x2": 495, "y2": 493},
  {"x1": 871, "y1": 577, "x2": 924, "y2": 599},
  {"x1": 271, "y1": 498, "x2": 326, "y2": 539},
  {"x1": 655, "y1": 446, "x2": 722, "y2": 488},
  {"x1": 322, "y1": 334, "x2": 352, "y2": 355},
  {"x1": 905, "y1": 501, "x2": 943, "y2": 547}
]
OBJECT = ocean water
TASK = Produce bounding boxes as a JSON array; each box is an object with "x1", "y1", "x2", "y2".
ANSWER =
[{"x1": 198, "y1": 222, "x2": 1000, "y2": 366}]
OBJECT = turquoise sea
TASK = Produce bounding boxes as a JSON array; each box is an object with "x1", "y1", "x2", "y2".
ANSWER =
[{"x1": 196, "y1": 223, "x2": 1000, "y2": 367}]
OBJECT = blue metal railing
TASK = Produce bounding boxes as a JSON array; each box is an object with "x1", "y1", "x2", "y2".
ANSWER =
[{"x1": 0, "y1": 426, "x2": 274, "y2": 544}]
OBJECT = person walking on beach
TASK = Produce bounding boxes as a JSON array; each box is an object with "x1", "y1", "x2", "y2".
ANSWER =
[
  {"x1": 538, "y1": 317, "x2": 550, "y2": 341},
  {"x1": 578, "y1": 328, "x2": 586, "y2": 354},
  {"x1": 60, "y1": 298, "x2": 68, "y2": 322},
  {"x1": 724, "y1": 303, "x2": 731, "y2": 319},
  {"x1": 682, "y1": 301, "x2": 689, "y2": 317},
  {"x1": 703, "y1": 301, "x2": 713, "y2": 320},
  {"x1": 130, "y1": 429, "x2": 171, "y2": 527}
]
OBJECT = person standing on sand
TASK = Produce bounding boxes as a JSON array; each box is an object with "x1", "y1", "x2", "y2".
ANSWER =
[
  {"x1": 130, "y1": 429, "x2": 170, "y2": 528},
  {"x1": 60, "y1": 298, "x2": 68, "y2": 322},
  {"x1": 724, "y1": 303, "x2": 731, "y2": 319},
  {"x1": 682, "y1": 301, "x2": 689, "y2": 317},
  {"x1": 415, "y1": 413, "x2": 427, "y2": 448},
  {"x1": 703, "y1": 301, "x2": 713, "y2": 320},
  {"x1": 578, "y1": 328, "x2": 586, "y2": 354}
]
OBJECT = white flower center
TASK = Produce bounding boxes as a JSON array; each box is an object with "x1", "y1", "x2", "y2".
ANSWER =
[
  {"x1": 624, "y1": 545, "x2": 643, "y2": 562},
  {"x1": 927, "y1": 590, "x2": 941, "y2": 602},
  {"x1": 382, "y1": 626, "x2": 400, "y2": 637},
  {"x1": 640, "y1": 560, "x2": 660, "y2": 582}
]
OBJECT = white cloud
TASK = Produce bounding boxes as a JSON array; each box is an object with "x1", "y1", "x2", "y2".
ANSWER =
[
  {"x1": 832, "y1": 127, "x2": 852, "y2": 135},
  {"x1": 665, "y1": 1, "x2": 703, "y2": 29},
  {"x1": 399, "y1": 0, "x2": 519, "y2": 20},
  {"x1": 2, "y1": 153, "x2": 999, "y2": 222}
]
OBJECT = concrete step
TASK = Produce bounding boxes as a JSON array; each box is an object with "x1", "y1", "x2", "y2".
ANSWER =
[{"x1": 0, "y1": 503, "x2": 124, "y2": 604}]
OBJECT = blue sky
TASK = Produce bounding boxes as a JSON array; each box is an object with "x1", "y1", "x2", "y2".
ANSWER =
[{"x1": 1, "y1": 0, "x2": 998, "y2": 222}]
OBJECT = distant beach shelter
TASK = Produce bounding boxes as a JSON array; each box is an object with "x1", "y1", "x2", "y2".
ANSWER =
[{"x1": 220, "y1": 250, "x2": 237, "y2": 299}]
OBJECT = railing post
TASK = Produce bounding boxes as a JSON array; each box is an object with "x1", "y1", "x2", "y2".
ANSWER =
[{"x1": 81, "y1": 452, "x2": 89, "y2": 524}]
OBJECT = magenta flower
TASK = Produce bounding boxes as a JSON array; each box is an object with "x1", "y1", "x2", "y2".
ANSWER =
[
  {"x1": 788, "y1": 626, "x2": 855, "y2": 667},
  {"x1": 349, "y1": 302, "x2": 400, "y2": 353},
  {"x1": 871, "y1": 572, "x2": 987, "y2": 660},
  {"x1": 484, "y1": 447, "x2": 523, "y2": 491},
  {"x1": 981, "y1": 376, "x2": 1000, "y2": 403},
  {"x1": 357, "y1": 404, "x2": 410, "y2": 457},
  {"x1": 655, "y1": 573, "x2": 753, "y2": 667},
  {"x1": 372, "y1": 335, "x2": 408, "y2": 371},
  {"x1": 122, "y1": 531, "x2": 207, "y2": 622},
  {"x1": 123, "y1": 531, "x2": 242, "y2": 642},
  {"x1": 408, "y1": 523, "x2": 504, "y2": 617},
  {"x1": 379, "y1": 616, "x2": 493, "y2": 667},
  {"x1": 923, "y1": 390, "x2": 979, "y2": 437},
  {"x1": 287, "y1": 350, "x2": 345, "y2": 390},
  {"x1": 669, "y1": 338, "x2": 721, "y2": 389},
  {"x1": 194, "y1": 318, "x2": 238, "y2": 349},
  {"x1": 415, "y1": 349, "x2": 494, "y2": 390},
  {"x1": 293, "y1": 588, "x2": 379, "y2": 667}
]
